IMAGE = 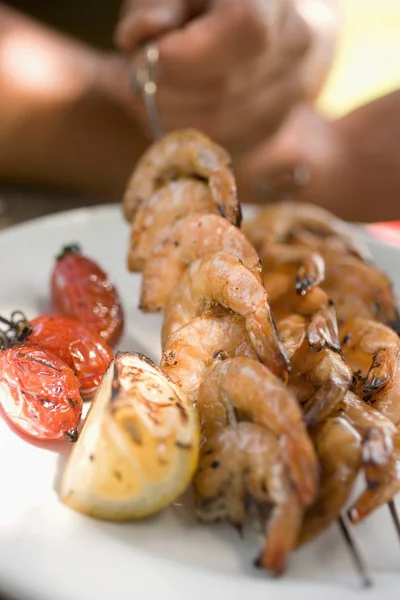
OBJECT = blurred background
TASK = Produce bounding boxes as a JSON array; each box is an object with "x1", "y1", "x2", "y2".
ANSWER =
[
  {"x1": 0, "y1": 0, "x2": 399, "y2": 227},
  {"x1": 318, "y1": 0, "x2": 400, "y2": 117}
]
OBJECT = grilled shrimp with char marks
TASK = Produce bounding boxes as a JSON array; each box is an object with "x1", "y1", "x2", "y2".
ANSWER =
[
  {"x1": 348, "y1": 426, "x2": 400, "y2": 524},
  {"x1": 127, "y1": 178, "x2": 217, "y2": 271},
  {"x1": 123, "y1": 129, "x2": 240, "y2": 226},
  {"x1": 242, "y1": 201, "x2": 370, "y2": 261},
  {"x1": 195, "y1": 422, "x2": 303, "y2": 575},
  {"x1": 162, "y1": 252, "x2": 289, "y2": 377},
  {"x1": 141, "y1": 214, "x2": 262, "y2": 311},
  {"x1": 340, "y1": 317, "x2": 400, "y2": 393},
  {"x1": 337, "y1": 391, "x2": 396, "y2": 468},
  {"x1": 161, "y1": 310, "x2": 257, "y2": 401},
  {"x1": 196, "y1": 357, "x2": 318, "y2": 506}
]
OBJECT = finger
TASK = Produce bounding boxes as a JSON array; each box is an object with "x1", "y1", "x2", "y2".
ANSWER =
[
  {"x1": 158, "y1": 0, "x2": 272, "y2": 83},
  {"x1": 213, "y1": 67, "x2": 305, "y2": 156},
  {"x1": 114, "y1": 0, "x2": 188, "y2": 52},
  {"x1": 234, "y1": 105, "x2": 332, "y2": 202}
]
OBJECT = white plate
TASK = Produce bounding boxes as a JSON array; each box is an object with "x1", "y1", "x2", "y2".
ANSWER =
[{"x1": 0, "y1": 205, "x2": 399, "y2": 600}]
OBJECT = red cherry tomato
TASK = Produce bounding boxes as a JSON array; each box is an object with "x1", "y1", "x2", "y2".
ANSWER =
[
  {"x1": 0, "y1": 343, "x2": 82, "y2": 441},
  {"x1": 28, "y1": 314, "x2": 114, "y2": 400},
  {"x1": 51, "y1": 245, "x2": 124, "y2": 347}
]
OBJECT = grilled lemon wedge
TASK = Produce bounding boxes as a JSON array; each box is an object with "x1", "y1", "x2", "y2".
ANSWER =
[{"x1": 60, "y1": 352, "x2": 199, "y2": 519}]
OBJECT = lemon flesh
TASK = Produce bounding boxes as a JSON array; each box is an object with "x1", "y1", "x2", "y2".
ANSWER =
[{"x1": 60, "y1": 352, "x2": 199, "y2": 520}]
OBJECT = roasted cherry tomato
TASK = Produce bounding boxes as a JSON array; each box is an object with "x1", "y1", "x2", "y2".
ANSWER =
[
  {"x1": 0, "y1": 342, "x2": 82, "y2": 441},
  {"x1": 28, "y1": 314, "x2": 114, "y2": 400},
  {"x1": 51, "y1": 245, "x2": 124, "y2": 347}
]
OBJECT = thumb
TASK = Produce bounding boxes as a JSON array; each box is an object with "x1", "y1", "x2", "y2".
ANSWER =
[{"x1": 115, "y1": 0, "x2": 188, "y2": 53}]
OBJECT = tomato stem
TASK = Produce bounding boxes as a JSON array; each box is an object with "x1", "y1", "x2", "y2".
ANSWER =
[
  {"x1": 0, "y1": 312, "x2": 32, "y2": 347},
  {"x1": 56, "y1": 244, "x2": 82, "y2": 261},
  {"x1": 64, "y1": 428, "x2": 79, "y2": 442}
]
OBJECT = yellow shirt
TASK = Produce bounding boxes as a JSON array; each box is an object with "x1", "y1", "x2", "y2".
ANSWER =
[{"x1": 318, "y1": 0, "x2": 400, "y2": 117}]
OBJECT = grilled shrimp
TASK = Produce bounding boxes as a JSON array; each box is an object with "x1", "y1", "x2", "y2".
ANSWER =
[
  {"x1": 196, "y1": 357, "x2": 318, "y2": 506},
  {"x1": 340, "y1": 317, "x2": 400, "y2": 393},
  {"x1": 335, "y1": 319, "x2": 400, "y2": 522},
  {"x1": 162, "y1": 252, "x2": 289, "y2": 377},
  {"x1": 277, "y1": 314, "x2": 351, "y2": 424},
  {"x1": 337, "y1": 392, "x2": 396, "y2": 467},
  {"x1": 242, "y1": 201, "x2": 369, "y2": 261},
  {"x1": 128, "y1": 178, "x2": 217, "y2": 271},
  {"x1": 348, "y1": 426, "x2": 400, "y2": 524},
  {"x1": 291, "y1": 345, "x2": 351, "y2": 426},
  {"x1": 340, "y1": 318, "x2": 400, "y2": 423},
  {"x1": 195, "y1": 422, "x2": 303, "y2": 575},
  {"x1": 141, "y1": 214, "x2": 262, "y2": 311},
  {"x1": 299, "y1": 416, "x2": 362, "y2": 545},
  {"x1": 323, "y1": 252, "x2": 400, "y2": 326},
  {"x1": 161, "y1": 309, "x2": 257, "y2": 401},
  {"x1": 345, "y1": 372, "x2": 400, "y2": 523},
  {"x1": 269, "y1": 285, "x2": 340, "y2": 352},
  {"x1": 123, "y1": 129, "x2": 241, "y2": 226}
]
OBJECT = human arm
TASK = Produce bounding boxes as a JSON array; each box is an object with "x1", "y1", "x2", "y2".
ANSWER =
[
  {"x1": 234, "y1": 92, "x2": 400, "y2": 222},
  {"x1": 0, "y1": 4, "x2": 147, "y2": 200}
]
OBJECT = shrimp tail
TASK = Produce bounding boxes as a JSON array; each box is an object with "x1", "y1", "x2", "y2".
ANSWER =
[
  {"x1": 256, "y1": 502, "x2": 303, "y2": 575},
  {"x1": 299, "y1": 417, "x2": 362, "y2": 546},
  {"x1": 249, "y1": 308, "x2": 290, "y2": 377},
  {"x1": 281, "y1": 432, "x2": 319, "y2": 506},
  {"x1": 209, "y1": 168, "x2": 242, "y2": 227},
  {"x1": 306, "y1": 304, "x2": 340, "y2": 352},
  {"x1": 348, "y1": 455, "x2": 400, "y2": 524},
  {"x1": 295, "y1": 253, "x2": 325, "y2": 296},
  {"x1": 303, "y1": 380, "x2": 349, "y2": 427},
  {"x1": 363, "y1": 347, "x2": 399, "y2": 393},
  {"x1": 299, "y1": 470, "x2": 359, "y2": 546}
]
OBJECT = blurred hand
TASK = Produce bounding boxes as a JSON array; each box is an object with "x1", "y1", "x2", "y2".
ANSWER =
[
  {"x1": 235, "y1": 94, "x2": 400, "y2": 222},
  {"x1": 115, "y1": 0, "x2": 339, "y2": 156}
]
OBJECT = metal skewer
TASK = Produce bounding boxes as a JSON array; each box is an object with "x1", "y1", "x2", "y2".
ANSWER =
[
  {"x1": 388, "y1": 500, "x2": 400, "y2": 542},
  {"x1": 131, "y1": 42, "x2": 164, "y2": 140},
  {"x1": 337, "y1": 516, "x2": 373, "y2": 587}
]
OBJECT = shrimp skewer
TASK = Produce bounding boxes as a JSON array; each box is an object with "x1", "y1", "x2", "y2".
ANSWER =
[
  {"x1": 196, "y1": 357, "x2": 318, "y2": 506},
  {"x1": 123, "y1": 129, "x2": 241, "y2": 226},
  {"x1": 161, "y1": 314, "x2": 305, "y2": 574},
  {"x1": 162, "y1": 252, "x2": 289, "y2": 377},
  {"x1": 127, "y1": 178, "x2": 217, "y2": 271},
  {"x1": 141, "y1": 214, "x2": 262, "y2": 311}
]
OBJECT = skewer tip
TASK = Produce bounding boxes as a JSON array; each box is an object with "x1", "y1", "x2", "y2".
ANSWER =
[{"x1": 337, "y1": 516, "x2": 373, "y2": 588}]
